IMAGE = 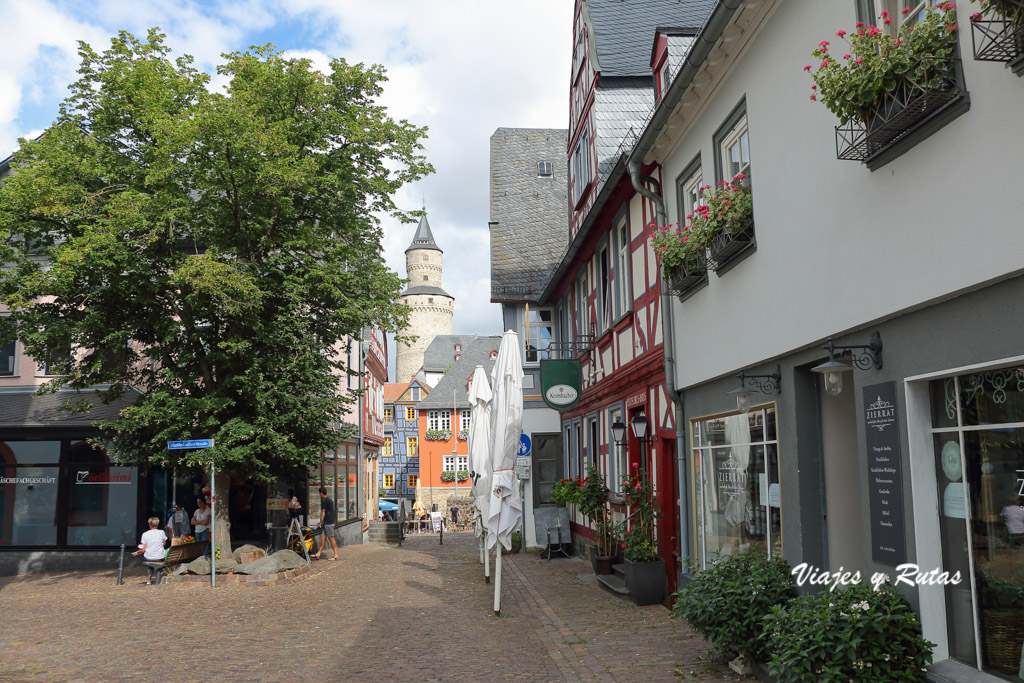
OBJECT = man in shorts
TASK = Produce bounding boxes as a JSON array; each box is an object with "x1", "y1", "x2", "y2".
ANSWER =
[{"x1": 313, "y1": 486, "x2": 339, "y2": 560}]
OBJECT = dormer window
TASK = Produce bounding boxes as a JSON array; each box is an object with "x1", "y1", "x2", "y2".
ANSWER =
[
  {"x1": 455, "y1": 343, "x2": 461, "y2": 352},
  {"x1": 490, "y1": 350, "x2": 498, "y2": 360},
  {"x1": 538, "y1": 161, "x2": 552, "y2": 176},
  {"x1": 455, "y1": 354, "x2": 461, "y2": 361}
]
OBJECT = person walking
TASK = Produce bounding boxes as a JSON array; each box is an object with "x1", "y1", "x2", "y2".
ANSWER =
[
  {"x1": 449, "y1": 503, "x2": 459, "y2": 532},
  {"x1": 313, "y1": 487, "x2": 339, "y2": 560},
  {"x1": 132, "y1": 517, "x2": 168, "y2": 585}
]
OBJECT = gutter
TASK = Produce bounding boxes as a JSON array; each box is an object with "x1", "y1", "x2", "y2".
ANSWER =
[{"x1": 625, "y1": 0, "x2": 745, "y2": 579}]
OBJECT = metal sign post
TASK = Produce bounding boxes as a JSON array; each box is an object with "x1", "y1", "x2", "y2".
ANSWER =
[{"x1": 167, "y1": 439, "x2": 215, "y2": 587}]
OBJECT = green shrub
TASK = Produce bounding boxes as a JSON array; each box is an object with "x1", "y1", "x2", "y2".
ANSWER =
[
  {"x1": 672, "y1": 550, "x2": 795, "y2": 661},
  {"x1": 763, "y1": 582, "x2": 934, "y2": 682}
]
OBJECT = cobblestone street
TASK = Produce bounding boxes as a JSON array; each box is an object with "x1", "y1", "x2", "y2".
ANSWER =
[{"x1": 0, "y1": 532, "x2": 749, "y2": 682}]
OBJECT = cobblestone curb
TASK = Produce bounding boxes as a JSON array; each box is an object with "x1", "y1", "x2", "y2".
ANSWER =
[{"x1": 163, "y1": 563, "x2": 312, "y2": 586}]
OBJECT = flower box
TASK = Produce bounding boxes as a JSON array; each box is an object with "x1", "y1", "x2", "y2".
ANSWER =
[
  {"x1": 707, "y1": 225, "x2": 755, "y2": 271},
  {"x1": 425, "y1": 429, "x2": 451, "y2": 441},
  {"x1": 665, "y1": 264, "x2": 708, "y2": 299},
  {"x1": 970, "y1": 0, "x2": 1024, "y2": 69},
  {"x1": 835, "y1": 58, "x2": 964, "y2": 162}
]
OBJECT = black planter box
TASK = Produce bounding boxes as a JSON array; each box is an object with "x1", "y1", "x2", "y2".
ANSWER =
[
  {"x1": 623, "y1": 557, "x2": 666, "y2": 606},
  {"x1": 708, "y1": 226, "x2": 755, "y2": 271},
  {"x1": 665, "y1": 265, "x2": 708, "y2": 300}
]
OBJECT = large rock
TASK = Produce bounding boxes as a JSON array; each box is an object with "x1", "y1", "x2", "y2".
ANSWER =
[
  {"x1": 271, "y1": 549, "x2": 307, "y2": 570},
  {"x1": 233, "y1": 556, "x2": 283, "y2": 575},
  {"x1": 232, "y1": 544, "x2": 266, "y2": 563},
  {"x1": 184, "y1": 557, "x2": 238, "y2": 575}
]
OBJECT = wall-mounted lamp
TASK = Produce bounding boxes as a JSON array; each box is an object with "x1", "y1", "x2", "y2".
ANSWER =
[
  {"x1": 630, "y1": 414, "x2": 649, "y2": 471},
  {"x1": 611, "y1": 421, "x2": 626, "y2": 446},
  {"x1": 726, "y1": 365, "x2": 781, "y2": 414},
  {"x1": 811, "y1": 332, "x2": 883, "y2": 397}
]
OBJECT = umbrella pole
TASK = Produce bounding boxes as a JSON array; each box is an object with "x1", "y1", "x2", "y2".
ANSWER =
[
  {"x1": 493, "y1": 547, "x2": 502, "y2": 616},
  {"x1": 484, "y1": 537, "x2": 490, "y2": 584}
]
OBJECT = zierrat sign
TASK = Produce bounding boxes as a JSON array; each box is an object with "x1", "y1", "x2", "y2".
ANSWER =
[{"x1": 540, "y1": 360, "x2": 582, "y2": 411}]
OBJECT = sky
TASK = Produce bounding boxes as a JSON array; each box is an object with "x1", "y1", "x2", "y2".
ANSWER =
[{"x1": 0, "y1": 0, "x2": 573, "y2": 380}]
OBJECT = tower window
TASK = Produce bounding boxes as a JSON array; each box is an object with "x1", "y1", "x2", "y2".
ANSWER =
[
  {"x1": 423, "y1": 275, "x2": 428, "y2": 281},
  {"x1": 422, "y1": 254, "x2": 429, "y2": 261},
  {"x1": 538, "y1": 161, "x2": 553, "y2": 176},
  {"x1": 428, "y1": 297, "x2": 434, "y2": 303}
]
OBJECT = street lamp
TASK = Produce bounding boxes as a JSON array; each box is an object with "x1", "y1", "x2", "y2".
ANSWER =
[
  {"x1": 811, "y1": 332, "x2": 883, "y2": 397},
  {"x1": 726, "y1": 366, "x2": 781, "y2": 414},
  {"x1": 630, "y1": 414, "x2": 649, "y2": 470}
]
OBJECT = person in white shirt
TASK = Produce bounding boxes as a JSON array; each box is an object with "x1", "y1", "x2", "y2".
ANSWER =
[
  {"x1": 192, "y1": 496, "x2": 211, "y2": 551},
  {"x1": 132, "y1": 517, "x2": 168, "y2": 585}
]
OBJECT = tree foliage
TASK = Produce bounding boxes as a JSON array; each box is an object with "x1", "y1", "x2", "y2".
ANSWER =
[{"x1": 0, "y1": 29, "x2": 432, "y2": 484}]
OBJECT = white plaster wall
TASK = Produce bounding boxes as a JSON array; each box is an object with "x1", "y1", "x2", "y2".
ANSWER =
[{"x1": 655, "y1": 1, "x2": 1024, "y2": 388}]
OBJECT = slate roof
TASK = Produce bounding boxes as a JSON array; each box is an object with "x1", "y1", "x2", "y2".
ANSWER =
[
  {"x1": 587, "y1": 0, "x2": 715, "y2": 77},
  {"x1": 593, "y1": 82, "x2": 656, "y2": 186},
  {"x1": 421, "y1": 334, "x2": 488, "y2": 373},
  {"x1": 415, "y1": 336, "x2": 502, "y2": 410},
  {"x1": 404, "y1": 214, "x2": 442, "y2": 253},
  {"x1": 0, "y1": 388, "x2": 140, "y2": 428},
  {"x1": 489, "y1": 128, "x2": 569, "y2": 303},
  {"x1": 399, "y1": 284, "x2": 453, "y2": 298}
]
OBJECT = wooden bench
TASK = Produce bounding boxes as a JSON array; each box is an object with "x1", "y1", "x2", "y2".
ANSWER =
[{"x1": 142, "y1": 541, "x2": 208, "y2": 584}]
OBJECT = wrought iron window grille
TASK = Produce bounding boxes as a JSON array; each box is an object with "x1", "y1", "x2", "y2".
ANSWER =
[
  {"x1": 835, "y1": 56, "x2": 967, "y2": 162},
  {"x1": 970, "y1": 3, "x2": 1024, "y2": 70}
]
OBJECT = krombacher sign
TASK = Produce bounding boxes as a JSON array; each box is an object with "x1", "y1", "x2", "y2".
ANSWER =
[{"x1": 540, "y1": 359, "x2": 582, "y2": 411}]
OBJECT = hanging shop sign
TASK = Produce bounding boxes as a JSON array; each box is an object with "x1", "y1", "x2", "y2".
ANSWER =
[
  {"x1": 863, "y1": 381, "x2": 907, "y2": 566},
  {"x1": 540, "y1": 360, "x2": 582, "y2": 411}
]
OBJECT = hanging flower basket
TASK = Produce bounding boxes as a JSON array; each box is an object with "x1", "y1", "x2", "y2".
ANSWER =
[
  {"x1": 664, "y1": 263, "x2": 708, "y2": 299},
  {"x1": 707, "y1": 225, "x2": 755, "y2": 271},
  {"x1": 835, "y1": 57, "x2": 964, "y2": 161},
  {"x1": 807, "y1": 4, "x2": 967, "y2": 162},
  {"x1": 970, "y1": 0, "x2": 1024, "y2": 71}
]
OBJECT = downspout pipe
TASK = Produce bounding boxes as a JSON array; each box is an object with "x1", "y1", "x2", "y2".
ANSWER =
[
  {"x1": 627, "y1": 158, "x2": 690, "y2": 578},
  {"x1": 626, "y1": 0, "x2": 745, "y2": 580}
]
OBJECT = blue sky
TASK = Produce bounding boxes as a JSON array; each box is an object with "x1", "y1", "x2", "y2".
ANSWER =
[{"x1": 0, "y1": 0, "x2": 572, "y2": 378}]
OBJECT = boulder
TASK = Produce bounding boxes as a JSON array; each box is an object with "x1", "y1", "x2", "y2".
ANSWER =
[
  {"x1": 214, "y1": 558, "x2": 238, "y2": 574},
  {"x1": 232, "y1": 544, "x2": 266, "y2": 563},
  {"x1": 184, "y1": 557, "x2": 238, "y2": 575},
  {"x1": 233, "y1": 556, "x2": 283, "y2": 575},
  {"x1": 271, "y1": 549, "x2": 307, "y2": 570}
]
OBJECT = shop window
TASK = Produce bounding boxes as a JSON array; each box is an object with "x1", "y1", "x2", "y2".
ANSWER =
[
  {"x1": 929, "y1": 367, "x2": 1024, "y2": 677},
  {"x1": 691, "y1": 407, "x2": 781, "y2": 568},
  {"x1": 1, "y1": 441, "x2": 61, "y2": 546}
]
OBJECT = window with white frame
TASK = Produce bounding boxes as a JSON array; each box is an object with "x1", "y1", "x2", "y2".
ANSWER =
[
  {"x1": 428, "y1": 410, "x2": 451, "y2": 431},
  {"x1": 680, "y1": 165, "x2": 704, "y2": 220},
  {"x1": 858, "y1": 0, "x2": 940, "y2": 33},
  {"x1": 525, "y1": 307, "x2": 553, "y2": 363},
  {"x1": 720, "y1": 115, "x2": 750, "y2": 183},
  {"x1": 614, "y1": 216, "x2": 631, "y2": 318},
  {"x1": 460, "y1": 409, "x2": 471, "y2": 432},
  {"x1": 443, "y1": 455, "x2": 455, "y2": 472},
  {"x1": 457, "y1": 455, "x2": 468, "y2": 472},
  {"x1": 347, "y1": 341, "x2": 360, "y2": 390},
  {"x1": 410, "y1": 387, "x2": 421, "y2": 401}
]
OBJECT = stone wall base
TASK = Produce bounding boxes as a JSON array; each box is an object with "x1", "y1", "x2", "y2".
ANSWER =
[{"x1": 164, "y1": 563, "x2": 312, "y2": 586}]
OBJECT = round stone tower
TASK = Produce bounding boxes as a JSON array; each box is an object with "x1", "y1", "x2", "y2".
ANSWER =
[{"x1": 395, "y1": 213, "x2": 454, "y2": 383}]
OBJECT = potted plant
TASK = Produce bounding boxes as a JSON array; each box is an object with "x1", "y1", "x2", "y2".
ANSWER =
[
  {"x1": 552, "y1": 477, "x2": 583, "y2": 506},
  {"x1": 618, "y1": 463, "x2": 665, "y2": 605},
  {"x1": 577, "y1": 463, "x2": 614, "y2": 574},
  {"x1": 978, "y1": 563, "x2": 1024, "y2": 674},
  {"x1": 650, "y1": 175, "x2": 752, "y2": 294},
  {"x1": 502, "y1": 530, "x2": 523, "y2": 555},
  {"x1": 806, "y1": 3, "x2": 962, "y2": 158}
]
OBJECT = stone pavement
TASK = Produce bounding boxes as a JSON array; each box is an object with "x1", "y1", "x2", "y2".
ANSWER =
[{"x1": 0, "y1": 532, "x2": 752, "y2": 682}]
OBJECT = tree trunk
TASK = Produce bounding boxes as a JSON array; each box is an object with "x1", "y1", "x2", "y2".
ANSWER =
[{"x1": 213, "y1": 473, "x2": 232, "y2": 556}]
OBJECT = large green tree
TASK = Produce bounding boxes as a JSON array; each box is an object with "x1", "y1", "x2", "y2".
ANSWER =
[{"x1": 0, "y1": 29, "x2": 431, "y2": 551}]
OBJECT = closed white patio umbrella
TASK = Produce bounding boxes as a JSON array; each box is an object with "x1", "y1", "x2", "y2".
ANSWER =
[
  {"x1": 486, "y1": 330, "x2": 524, "y2": 616},
  {"x1": 467, "y1": 364, "x2": 493, "y2": 580}
]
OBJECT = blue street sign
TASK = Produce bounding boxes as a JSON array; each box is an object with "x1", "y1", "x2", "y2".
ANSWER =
[
  {"x1": 518, "y1": 433, "x2": 531, "y2": 456},
  {"x1": 168, "y1": 439, "x2": 215, "y2": 450}
]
